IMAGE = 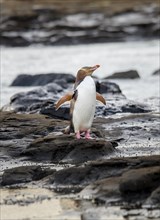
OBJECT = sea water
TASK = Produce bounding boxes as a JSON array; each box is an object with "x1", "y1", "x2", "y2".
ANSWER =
[{"x1": 1, "y1": 40, "x2": 159, "y2": 108}]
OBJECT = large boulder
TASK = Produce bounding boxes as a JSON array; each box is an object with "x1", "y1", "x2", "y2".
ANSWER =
[
  {"x1": 2, "y1": 83, "x2": 70, "y2": 113},
  {"x1": 22, "y1": 135, "x2": 115, "y2": 164},
  {"x1": 10, "y1": 73, "x2": 75, "y2": 86},
  {"x1": 105, "y1": 70, "x2": 140, "y2": 79},
  {"x1": 96, "y1": 81, "x2": 122, "y2": 94}
]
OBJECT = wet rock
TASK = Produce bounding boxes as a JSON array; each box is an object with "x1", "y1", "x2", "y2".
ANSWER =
[
  {"x1": 8, "y1": 88, "x2": 51, "y2": 112},
  {"x1": 23, "y1": 135, "x2": 115, "y2": 164},
  {"x1": 0, "y1": 111, "x2": 67, "y2": 160},
  {"x1": 96, "y1": 100, "x2": 151, "y2": 118},
  {"x1": 96, "y1": 81, "x2": 122, "y2": 94},
  {"x1": 119, "y1": 166, "x2": 160, "y2": 201},
  {"x1": 152, "y1": 69, "x2": 160, "y2": 75},
  {"x1": 1, "y1": 165, "x2": 54, "y2": 186},
  {"x1": 105, "y1": 70, "x2": 140, "y2": 79},
  {"x1": 53, "y1": 156, "x2": 160, "y2": 194},
  {"x1": 40, "y1": 105, "x2": 70, "y2": 120},
  {"x1": 3, "y1": 84, "x2": 65, "y2": 113},
  {"x1": 0, "y1": 35, "x2": 31, "y2": 47},
  {"x1": 11, "y1": 73, "x2": 75, "y2": 86},
  {"x1": 79, "y1": 156, "x2": 160, "y2": 206},
  {"x1": 121, "y1": 103, "x2": 150, "y2": 113},
  {"x1": 61, "y1": 139, "x2": 114, "y2": 164},
  {"x1": 53, "y1": 158, "x2": 129, "y2": 188}
]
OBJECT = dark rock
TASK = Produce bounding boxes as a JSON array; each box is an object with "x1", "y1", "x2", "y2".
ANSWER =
[
  {"x1": 96, "y1": 81, "x2": 122, "y2": 94},
  {"x1": 40, "y1": 105, "x2": 70, "y2": 120},
  {"x1": 53, "y1": 158, "x2": 129, "y2": 187},
  {"x1": 80, "y1": 157, "x2": 160, "y2": 205},
  {"x1": 5, "y1": 85, "x2": 62, "y2": 113},
  {"x1": 11, "y1": 73, "x2": 75, "y2": 86},
  {"x1": 23, "y1": 135, "x2": 115, "y2": 164},
  {"x1": 53, "y1": 156, "x2": 160, "y2": 194},
  {"x1": 27, "y1": 100, "x2": 55, "y2": 113},
  {"x1": 96, "y1": 105, "x2": 121, "y2": 117},
  {"x1": 105, "y1": 70, "x2": 140, "y2": 79},
  {"x1": 1, "y1": 165, "x2": 54, "y2": 186},
  {"x1": 61, "y1": 139, "x2": 114, "y2": 164},
  {"x1": 0, "y1": 35, "x2": 30, "y2": 47},
  {"x1": 0, "y1": 111, "x2": 67, "y2": 160},
  {"x1": 6, "y1": 88, "x2": 72, "y2": 119},
  {"x1": 45, "y1": 83, "x2": 64, "y2": 93},
  {"x1": 96, "y1": 101, "x2": 151, "y2": 117},
  {"x1": 119, "y1": 166, "x2": 160, "y2": 202},
  {"x1": 9, "y1": 88, "x2": 53, "y2": 113},
  {"x1": 152, "y1": 69, "x2": 160, "y2": 75},
  {"x1": 121, "y1": 103, "x2": 150, "y2": 113}
]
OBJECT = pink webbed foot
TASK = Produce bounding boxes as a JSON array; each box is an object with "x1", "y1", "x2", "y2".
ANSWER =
[
  {"x1": 76, "y1": 131, "x2": 81, "y2": 139},
  {"x1": 85, "y1": 130, "x2": 92, "y2": 139}
]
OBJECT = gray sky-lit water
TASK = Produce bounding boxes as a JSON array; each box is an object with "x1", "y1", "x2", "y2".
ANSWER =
[{"x1": 1, "y1": 40, "x2": 159, "y2": 107}]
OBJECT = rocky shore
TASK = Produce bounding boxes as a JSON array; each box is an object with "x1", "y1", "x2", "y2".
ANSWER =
[
  {"x1": 1, "y1": 72, "x2": 160, "y2": 219},
  {"x1": 1, "y1": 0, "x2": 159, "y2": 46}
]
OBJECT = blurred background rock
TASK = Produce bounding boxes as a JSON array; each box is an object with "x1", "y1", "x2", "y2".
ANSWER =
[{"x1": 1, "y1": 0, "x2": 159, "y2": 46}]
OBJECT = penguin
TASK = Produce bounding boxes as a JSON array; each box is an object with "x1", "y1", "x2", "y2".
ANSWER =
[{"x1": 55, "y1": 65, "x2": 106, "y2": 139}]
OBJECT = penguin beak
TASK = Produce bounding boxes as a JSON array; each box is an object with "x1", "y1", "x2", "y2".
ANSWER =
[{"x1": 89, "y1": 64, "x2": 100, "y2": 75}]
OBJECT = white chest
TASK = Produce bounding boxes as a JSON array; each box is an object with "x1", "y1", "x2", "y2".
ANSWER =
[{"x1": 72, "y1": 76, "x2": 96, "y2": 132}]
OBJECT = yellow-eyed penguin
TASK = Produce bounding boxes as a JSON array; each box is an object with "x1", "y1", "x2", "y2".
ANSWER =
[{"x1": 55, "y1": 65, "x2": 106, "y2": 139}]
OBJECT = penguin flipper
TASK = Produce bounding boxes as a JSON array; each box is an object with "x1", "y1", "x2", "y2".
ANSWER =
[
  {"x1": 55, "y1": 92, "x2": 73, "y2": 110},
  {"x1": 96, "y1": 92, "x2": 106, "y2": 105}
]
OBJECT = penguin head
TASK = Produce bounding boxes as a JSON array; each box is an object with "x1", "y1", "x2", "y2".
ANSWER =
[{"x1": 76, "y1": 65, "x2": 100, "y2": 82}]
